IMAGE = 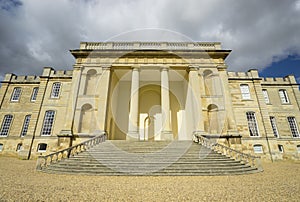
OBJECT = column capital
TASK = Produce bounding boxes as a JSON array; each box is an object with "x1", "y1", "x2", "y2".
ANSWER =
[
  {"x1": 188, "y1": 65, "x2": 200, "y2": 71},
  {"x1": 160, "y1": 66, "x2": 169, "y2": 72},
  {"x1": 131, "y1": 65, "x2": 141, "y2": 71}
]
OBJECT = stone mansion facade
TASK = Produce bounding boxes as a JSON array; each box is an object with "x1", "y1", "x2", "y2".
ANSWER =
[{"x1": 0, "y1": 41, "x2": 299, "y2": 161}]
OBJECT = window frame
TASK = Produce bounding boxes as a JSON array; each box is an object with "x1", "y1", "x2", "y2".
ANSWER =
[
  {"x1": 41, "y1": 110, "x2": 55, "y2": 136},
  {"x1": 246, "y1": 111, "x2": 260, "y2": 137},
  {"x1": 278, "y1": 145, "x2": 284, "y2": 153},
  {"x1": 0, "y1": 114, "x2": 13, "y2": 137},
  {"x1": 20, "y1": 115, "x2": 31, "y2": 137},
  {"x1": 240, "y1": 84, "x2": 251, "y2": 100},
  {"x1": 50, "y1": 82, "x2": 61, "y2": 98},
  {"x1": 11, "y1": 87, "x2": 22, "y2": 102},
  {"x1": 37, "y1": 143, "x2": 47, "y2": 152},
  {"x1": 31, "y1": 87, "x2": 39, "y2": 102},
  {"x1": 279, "y1": 89, "x2": 289, "y2": 104},
  {"x1": 253, "y1": 144, "x2": 263, "y2": 154},
  {"x1": 270, "y1": 116, "x2": 279, "y2": 138},
  {"x1": 287, "y1": 117, "x2": 300, "y2": 138},
  {"x1": 262, "y1": 89, "x2": 270, "y2": 104}
]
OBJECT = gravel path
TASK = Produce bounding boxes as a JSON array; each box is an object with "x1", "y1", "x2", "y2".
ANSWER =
[{"x1": 0, "y1": 157, "x2": 299, "y2": 201}]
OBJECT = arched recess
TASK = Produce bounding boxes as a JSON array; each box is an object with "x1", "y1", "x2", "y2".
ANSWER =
[
  {"x1": 84, "y1": 69, "x2": 97, "y2": 95},
  {"x1": 79, "y1": 103, "x2": 94, "y2": 133},
  {"x1": 205, "y1": 104, "x2": 220, "y2": 134}
]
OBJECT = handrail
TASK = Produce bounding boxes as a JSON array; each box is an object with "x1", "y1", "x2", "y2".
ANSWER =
[
  {"x1": 194, "y1": 134, "x2": 263, "y2": 171},
  {"x1": 36, "y1": 133, "x2": 106, "y2": 170}
]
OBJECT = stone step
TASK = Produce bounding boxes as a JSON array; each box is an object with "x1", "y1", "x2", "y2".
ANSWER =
[{"x1": 41, "y1": 140, "x2": 259, "y2": 176}]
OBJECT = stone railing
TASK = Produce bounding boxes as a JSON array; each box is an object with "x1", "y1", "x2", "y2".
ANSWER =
[
  {"x1": 79, "y1": 42, "x2": 221, "y2": 51},
  {"x1": 36, "y1": 133, "x2": 106, "y2": 170},
  {"x1": 194, "y1": 134, "x2": 262, "y2": 171}
]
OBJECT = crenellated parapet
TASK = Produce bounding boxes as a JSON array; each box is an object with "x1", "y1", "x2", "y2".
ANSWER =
[{"x1": 227, "y1": 69, "x2": 260, "y2": 80}]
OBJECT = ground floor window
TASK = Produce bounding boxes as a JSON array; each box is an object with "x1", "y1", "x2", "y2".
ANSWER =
[
  {"x1": 253, "y1": 144, "x2": 263, "y2": 153},
  {"x1": 278, "y1": 145, "x2": 284, "y2": 153},
  {"x1": 16, "y1": 143, "x2": 23, "y2": 151},
  {"x1": 0, "y1": 143, "x2": 3, "y2": 151},
  {"x1": 37, "y1": 143, "x2": 47, "y2": 152}
]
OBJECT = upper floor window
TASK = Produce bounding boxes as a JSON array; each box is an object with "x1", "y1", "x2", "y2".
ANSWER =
[
  {"x1": 21, "y1": 115, "x2": 31, "y2": 137},
  {"x1": 287, "y1": 117, "x2": 299, "y2": 138},
  {"x1": 51, "y1": 83, "x2": 61, "y2": 98},
  {"x1": 11, "y1": 87, "x2": 21, "y2": 102},
  {"x1": 279, "y1": 89, "x2": 289, "y2": 104},
  {"x1": 270, "y1": 116, "x2": 279, "y2": 138},
  {"x1": 0, "y1": 115, "x2": 13, "y2": 137},
  {"x1": 240, "y1": 84, "x2": 251, "y2": 100},
  {"x1": 41, "y1": 110, "x2": 55, "y2": 136},
  {"x1": 246, "y1": 112, "x2": 259, "y2": 136},
  {"x1": 31, "y1": 87, "x2": 39, "y2": 101},
  {"x1": 262, "y1": 89, "x2": 270, "y2": 104}
]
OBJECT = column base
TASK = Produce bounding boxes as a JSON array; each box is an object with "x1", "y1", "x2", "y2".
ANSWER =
[
  {"x1": 161, "y1": 131, "x2": 173, "y2": 141},
  {"x1": 126, "y1": 131, "x2": 140, "y2": 141}
]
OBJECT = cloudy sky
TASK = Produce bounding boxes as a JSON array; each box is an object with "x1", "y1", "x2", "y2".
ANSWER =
[{"x1": 0, "y1": 0, "x2": 300, "y2": 81}]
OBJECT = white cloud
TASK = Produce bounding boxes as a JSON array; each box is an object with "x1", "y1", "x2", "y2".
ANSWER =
[{"x1": 0, "y1": 0, "x2": 299, "y2": 76}]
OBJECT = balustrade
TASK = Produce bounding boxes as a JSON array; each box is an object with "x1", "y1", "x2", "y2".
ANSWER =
[{"x1": 36, "y1": 133, "x2": 106, "y2": 170}]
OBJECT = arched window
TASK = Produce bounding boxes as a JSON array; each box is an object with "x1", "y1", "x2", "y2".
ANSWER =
[
  {"x1": 21, "y1": 115, "x2": 31, "y2": 137},
  {"x1": 41, "y1": 110, "x2": 55, "y2": 136},
  {"x1": 31, "y1": 87, "x2": 39, "y2": 101},
  {"x1": 16, "y1": 143, "x2": 23, "y2": 151},
  {"x1": 246, "y1": 112, "x2": 259, "y2": 136},
  {"x1": 278, "y1": 145, "x2": 284, "y2": 153},
  {"x1": 37, "y1": 143, "x2": 47, "y2": 152},
  {"x1": 253, "y1": 144, "x2": 263, "y2": 153},
  {"x1": 0, "y1": 114, "x2": 13, "y2": 137}
]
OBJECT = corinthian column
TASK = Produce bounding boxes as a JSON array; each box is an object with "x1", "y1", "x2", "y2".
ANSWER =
[
  {"x1": 161, "y1": 66, "x2": 173, "y2": 140},
  {"x1": 127, "y1": 66, "x2": 140, "y2": 140}
]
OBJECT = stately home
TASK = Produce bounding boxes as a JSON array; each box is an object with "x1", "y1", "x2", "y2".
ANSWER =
[{"x1": 0, "y1": 41, "x2": 299, "y2": 161}]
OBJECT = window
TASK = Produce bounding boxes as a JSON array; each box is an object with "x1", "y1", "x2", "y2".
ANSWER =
[
  {"x1": 246, "y1": 112, "x2": 259, "y2": 136},
  {"x1": 11, "y1": 87, "x2": 21, "y2": 101},
  {"x1": 37, "y1": 143, "x2": 47, "y2": 152},
  {"x1": 20, "y1": 115, "x2": 31, "y2": 137},
  {"x1": 279, "y1": 89, "x2": 289, "y2": 104},
  {"x1": 240, "y1": 84, "x2": 251, "y2": 100},
  {"x1": 253, "y1": 145, "x2": 263, "y2": 153},
  {"x1": 270, "y1": 116, "x2": 279, "y2": 138},
  {"x1": 51, "y1": 83, "x2": 61, "y2": 98},
  {"x1": 0, "y1": 143, "x2": 3, "y2": 151},
  {"x1": 287, "y1": 117, "x2": 300, "y2": 137},
  {"x1": 41, "y1": 110, "x2": 55, "y2": 136},
  {"x1": 0, "y1": 115, "x2": 13, "y2": 137},
  {"x1": 31, "y1": 87, "x2": 39, "y2": 101},
  {"x1": 16, "y1": 143, "x2": 22, "y2": 151},
  {"x1": 297, "y1": 145, "x2": 300, "y2": 153},
  {"x1": 278, "y1": 145, "x2": 284, "y2": 153},
  {"x1": 262, "y1": 89, "x2": 270, "y2": 104}
]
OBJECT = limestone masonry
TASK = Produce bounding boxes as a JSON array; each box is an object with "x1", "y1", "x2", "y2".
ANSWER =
[{"x1": 0, "y1": 42, "x2": 299, "y2": 160}]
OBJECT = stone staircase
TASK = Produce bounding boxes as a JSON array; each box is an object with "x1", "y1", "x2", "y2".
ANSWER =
[{"x1": 41, "y1": 140, "x2": 259, "y2": 176}]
